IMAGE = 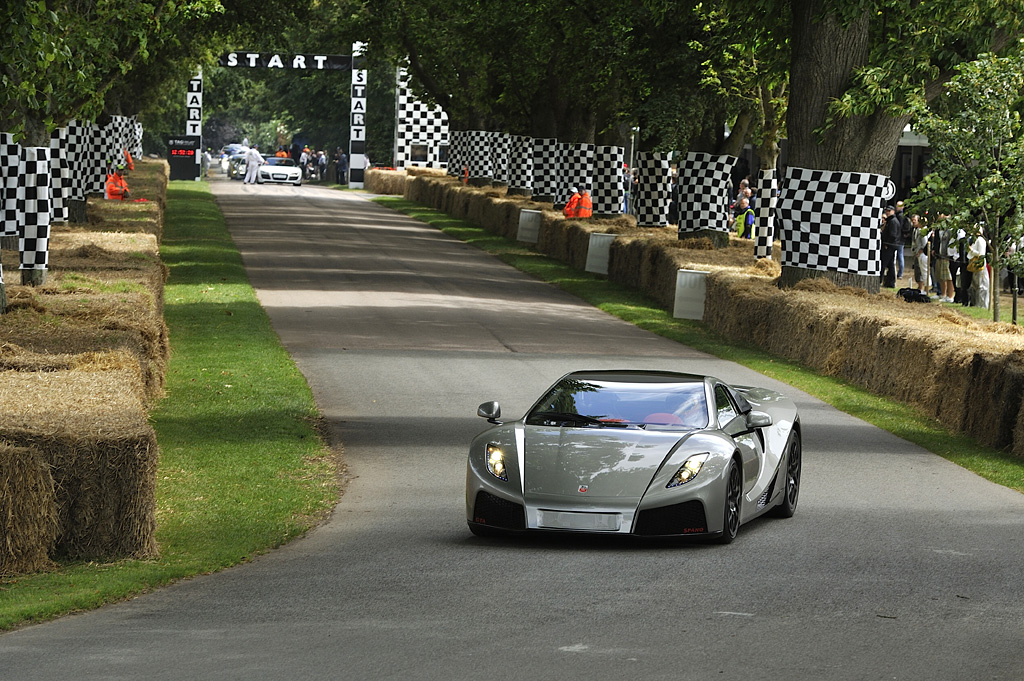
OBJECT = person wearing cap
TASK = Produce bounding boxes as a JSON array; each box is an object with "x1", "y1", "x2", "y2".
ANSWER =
[
  {"x1": 880, "y1": 205, "x2": 901, "y2": 288},
  {"x1": 105, "y1": 163, "x2": 130, "y2": 200},
  {"x1": 563, "y1": 186, "x2": 582, "y2": 219}
]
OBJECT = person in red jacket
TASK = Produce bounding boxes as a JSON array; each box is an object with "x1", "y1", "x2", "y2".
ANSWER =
[
  {"x1": 105, "y1": 164, "x2": 130, "y2": 200},
  {"x1": 562, "y1": 186, "x2": 581, "y2": 218},
  {"x1": 578, "y1": 186, "x2": 593, "y2": 218}
]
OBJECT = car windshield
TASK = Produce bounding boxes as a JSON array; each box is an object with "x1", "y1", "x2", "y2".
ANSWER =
[
  {"x1": 526, "y1": 377, "x2": 708, "y2": 429},
  {"x1": 266, "y1": 158, "x2": 296, "y2": 166}
]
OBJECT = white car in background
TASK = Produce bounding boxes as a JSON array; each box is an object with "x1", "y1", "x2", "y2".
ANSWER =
[{"x1": 257, "y1": 157, "x2": 302, "y2": 186}]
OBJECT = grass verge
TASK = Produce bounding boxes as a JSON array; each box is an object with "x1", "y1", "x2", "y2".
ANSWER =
[
  {"x1": 373, "y1": 197, "x2": 1024, "y2": 494},
  {"x1": 0, "y1": 181, "x2": 337, "y2": 630}
]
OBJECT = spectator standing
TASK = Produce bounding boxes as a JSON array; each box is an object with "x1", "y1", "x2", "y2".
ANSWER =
[
  {"x1": 950, "y1": 228, "x2": 971, "y2": 305},
  {"x1": 880, "y1": 205, "x2": 901, "y2": 288},
  {"x1": 967, "y1": 234, "x2": 989, "y2": 308},
  {"x1": 318, "y1": 151, "x2": 327, "y2": 181},
  {"x1": 910, "y1": 214, "x2": 929, "y2": 294},
  {"x1": 337, "y1": 149, "x2": 349, "y2": 185},
  {"x1": 895, "y1": 200, "x2": 911, "y2": 283},
  {"x1": 933, "y1": 217, "x2": 955, "y2": 302}
]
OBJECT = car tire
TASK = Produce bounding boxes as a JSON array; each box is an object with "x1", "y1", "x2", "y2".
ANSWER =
[
  {"x1": 716, "y1": 457, "x2": 742, "y2": 544},
  {"x1": 770, "y1": 430, "x2": 801, "y2": 518},
  {"x1": 294, "y1": 180, "x2": 302, "y2": 187}
]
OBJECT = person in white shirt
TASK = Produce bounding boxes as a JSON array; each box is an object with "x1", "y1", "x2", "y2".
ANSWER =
[{"x1": 243, "y1": 145, "x2": 265, "y2": 184}]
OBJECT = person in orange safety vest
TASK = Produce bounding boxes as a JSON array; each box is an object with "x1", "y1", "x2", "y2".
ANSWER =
[
  {"x1": 562, "y1": 186, "x2": 581, "y2": 218},
  {"x1": 577, "y1": 186, "x2": 593, "y2": 218},
  {"x1": 123, "y1": 148, "x2": 135, "y2": 171},
  {"x1": 105, "y1": 164, "x2": 130, "y2": 200}
]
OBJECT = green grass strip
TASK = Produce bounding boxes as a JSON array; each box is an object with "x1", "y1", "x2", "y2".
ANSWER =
[
  {"x1": 0, "y1": 182, "x2": 337, "y2": 630},
  {"x1": 375, "y1": 196, "x2": 1024, "y2": 494}
]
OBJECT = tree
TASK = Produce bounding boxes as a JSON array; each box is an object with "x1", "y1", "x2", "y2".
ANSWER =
[
  {"x1": 909, "y1": 53, "x2": 1024, "y2": 323},
  {"x1": 788, "y1": 0, "x2": 1024, "y2": 174}
]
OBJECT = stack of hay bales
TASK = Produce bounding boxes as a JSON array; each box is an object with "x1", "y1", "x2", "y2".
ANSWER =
[
  {"x1": 401, "y1": 171, "x2": 1024, "y2": 459},
  {"x1": 0, "y1": 159, "x2": 167, "y2": 576}
]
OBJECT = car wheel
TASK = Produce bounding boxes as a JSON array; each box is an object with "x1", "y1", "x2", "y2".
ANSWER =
[
  {"x1": 770, "y1": 430, "x2": 801, "y2": 518},
  {"x1": 294, "y1": 180, "x2": 302, "y2": 187},
  {"x1": 717, "y1": 458, "x2": 742, "y2": 544}
]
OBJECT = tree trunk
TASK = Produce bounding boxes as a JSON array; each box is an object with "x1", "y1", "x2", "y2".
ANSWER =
[
  {"x1": 719, "y1": 109, "x2": 754, "y2": 158},
  {"x1": 21, "y1": 269, "x2": 46, "y2": 286},
  {"x1": 783, "y1": 2, "x2": 904, "y2": 291},
  {"x1": 788, "y1": 1, "x2": 909, "y2": 175},
  {"x1": 780, "y1": 266, "x2": 880, "y2": 294},
  {"x1": 69, "y1": 198, "x2": 88, "y2": 223}
]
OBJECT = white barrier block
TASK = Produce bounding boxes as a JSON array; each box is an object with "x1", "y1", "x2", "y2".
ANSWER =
[
  {"x1": 673, "y1": 269, "x2": 707, "y2": 320},
  {"x1": 585, "y1": 233, "x2": 615, "y2": 275},
  {"x1": 517, "y1": 209, "x2": 541, "y2": 243}
]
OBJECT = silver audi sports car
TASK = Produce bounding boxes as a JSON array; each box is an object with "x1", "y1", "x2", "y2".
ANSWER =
[{"x1": 466, "y1": 370, "x2": 801, "y2": 542}]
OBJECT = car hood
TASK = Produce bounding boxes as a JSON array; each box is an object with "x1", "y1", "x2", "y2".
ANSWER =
[{"x1": 522, "y1": 426, "x2": 686, "y2": 503}]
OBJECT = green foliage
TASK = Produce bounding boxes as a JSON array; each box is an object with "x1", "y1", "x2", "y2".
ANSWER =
[
  {"x1": 909, "y1": 53, "x2": 1024, "y2": 320},
  {"x1": 825, "y1": 0, "x2": 1024, "y2": 127}
]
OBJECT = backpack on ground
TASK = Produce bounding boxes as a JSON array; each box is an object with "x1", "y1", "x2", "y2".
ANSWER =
[{"x1": 897, "y1": 287, "x2": 931, "y2": 303}]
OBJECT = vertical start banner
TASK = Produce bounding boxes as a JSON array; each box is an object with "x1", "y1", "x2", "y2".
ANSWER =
[
  {"x1": 182, "y1": 71, "x2": 203, "y2": 181},
  {"x1": 349, "y1": 42, "x2": 367, "y2": 188}
]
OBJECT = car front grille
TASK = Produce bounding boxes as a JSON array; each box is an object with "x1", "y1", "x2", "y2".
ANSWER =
[
  {"x1": 473, "y1": 491, "x2": 526, "y2": 530},
  {"x1": 634, "y1": 500, "x2": 708, "y2": 536}
]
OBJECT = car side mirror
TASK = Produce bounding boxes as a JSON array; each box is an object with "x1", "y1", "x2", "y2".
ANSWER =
[
  {"x1": 477, "y1": 401, "x2": 502, "y2": 424},
  {"x1": 745, "y1": 411, "x2": 772, "y2": 429}
]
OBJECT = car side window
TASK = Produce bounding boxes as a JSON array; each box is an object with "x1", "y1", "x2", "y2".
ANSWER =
[{"x1": 714, "y1": 385, "x2": 738, "y2": 425}]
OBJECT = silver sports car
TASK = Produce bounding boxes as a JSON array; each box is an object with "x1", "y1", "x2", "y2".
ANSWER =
[{"x1": 466, "y1": 370, "x2": 801, "y2": 542}]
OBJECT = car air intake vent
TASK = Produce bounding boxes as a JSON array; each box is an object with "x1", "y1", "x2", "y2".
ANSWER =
[
  {"x1": 635, "y1": 500, "x2": 707, "y2": 536},
  {"x1": 473, "y1": 491, "x2": 526, "y2": 530},
  {"x1": 757, "y1": 471, "x2": 779, "y2": 508}
]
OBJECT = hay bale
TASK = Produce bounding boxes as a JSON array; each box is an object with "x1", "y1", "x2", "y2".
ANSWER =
[
  {"x1": 0, "y1": 442, "x2": 58, "y2": 577},
  {"x1": 0, "y1": 368, "x2": 158, "y2": 560},
  {"x1": 0, "y1": 292, "x2": 167, "y2": 405},
  {"x1": 366, "y1": 168, "x2": 407, "y2": 195}
]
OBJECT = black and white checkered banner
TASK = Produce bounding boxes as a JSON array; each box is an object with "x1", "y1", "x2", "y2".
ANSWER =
[
  {"x1": 394, "y1": 69, "x2": 449, "y2": 169},
  {"x1": 65, "y1": 120, "x2": 90, "y2": 200},
  {"x1": 754, "y1": 168, "x2": 778, "y2": 259},
  {"x1": 507, "y1": 135, "x2": 533, "y2": 192},
  {"x1": 1, "y1": 132, "x2": 19, "y2": 237},
  {"x1": 49, "y1": 128, "x2": 72, "y2": 223},
  {"x1": 464, "y1": 130, "x2": 492, "y2": 181},
  {"x1": 447, "y1": 130, "x2": 464, "y2": 177},
  {"x1": 592, "y1": 146, "x2": 624, "y2": 215},
  {"x1": 777, "y1": 166, "x2": 887, "y2": 276},
  {"x1": 532, "y1": 138, "x2": 559, "y2": 200},
  {"x1": 676, "y1": 152, "x2": 736, "y2": 235},
  {"x1": 635, "y1": 152, "x2": 672, "y2": 227},
  {"x1": 557, "y1": 142, "x2": 594, "y2": 203},
  {"x1": 17, "y1": 146, "x2": 51, "y2": 272},
  {"x1": 490, "y1": 132, "x2": 510, "y2": 184}
]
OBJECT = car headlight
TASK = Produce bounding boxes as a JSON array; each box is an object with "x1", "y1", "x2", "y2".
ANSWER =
[
  {"x1": 486, "y1": 443, "x2": 508, "y2": 481},
  {"x1": 667, "y1": 453, "x2": 710, "y2": 488}
]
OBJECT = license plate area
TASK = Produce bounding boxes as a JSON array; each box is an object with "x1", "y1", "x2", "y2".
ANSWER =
[{"x1": 537, "y1": 509, "x2": 621, "y2": 531}]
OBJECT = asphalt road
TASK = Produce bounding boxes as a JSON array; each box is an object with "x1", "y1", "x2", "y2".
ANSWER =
[{"x1": 3, "y1": 177, "x2": 1023, "y2": 680}]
